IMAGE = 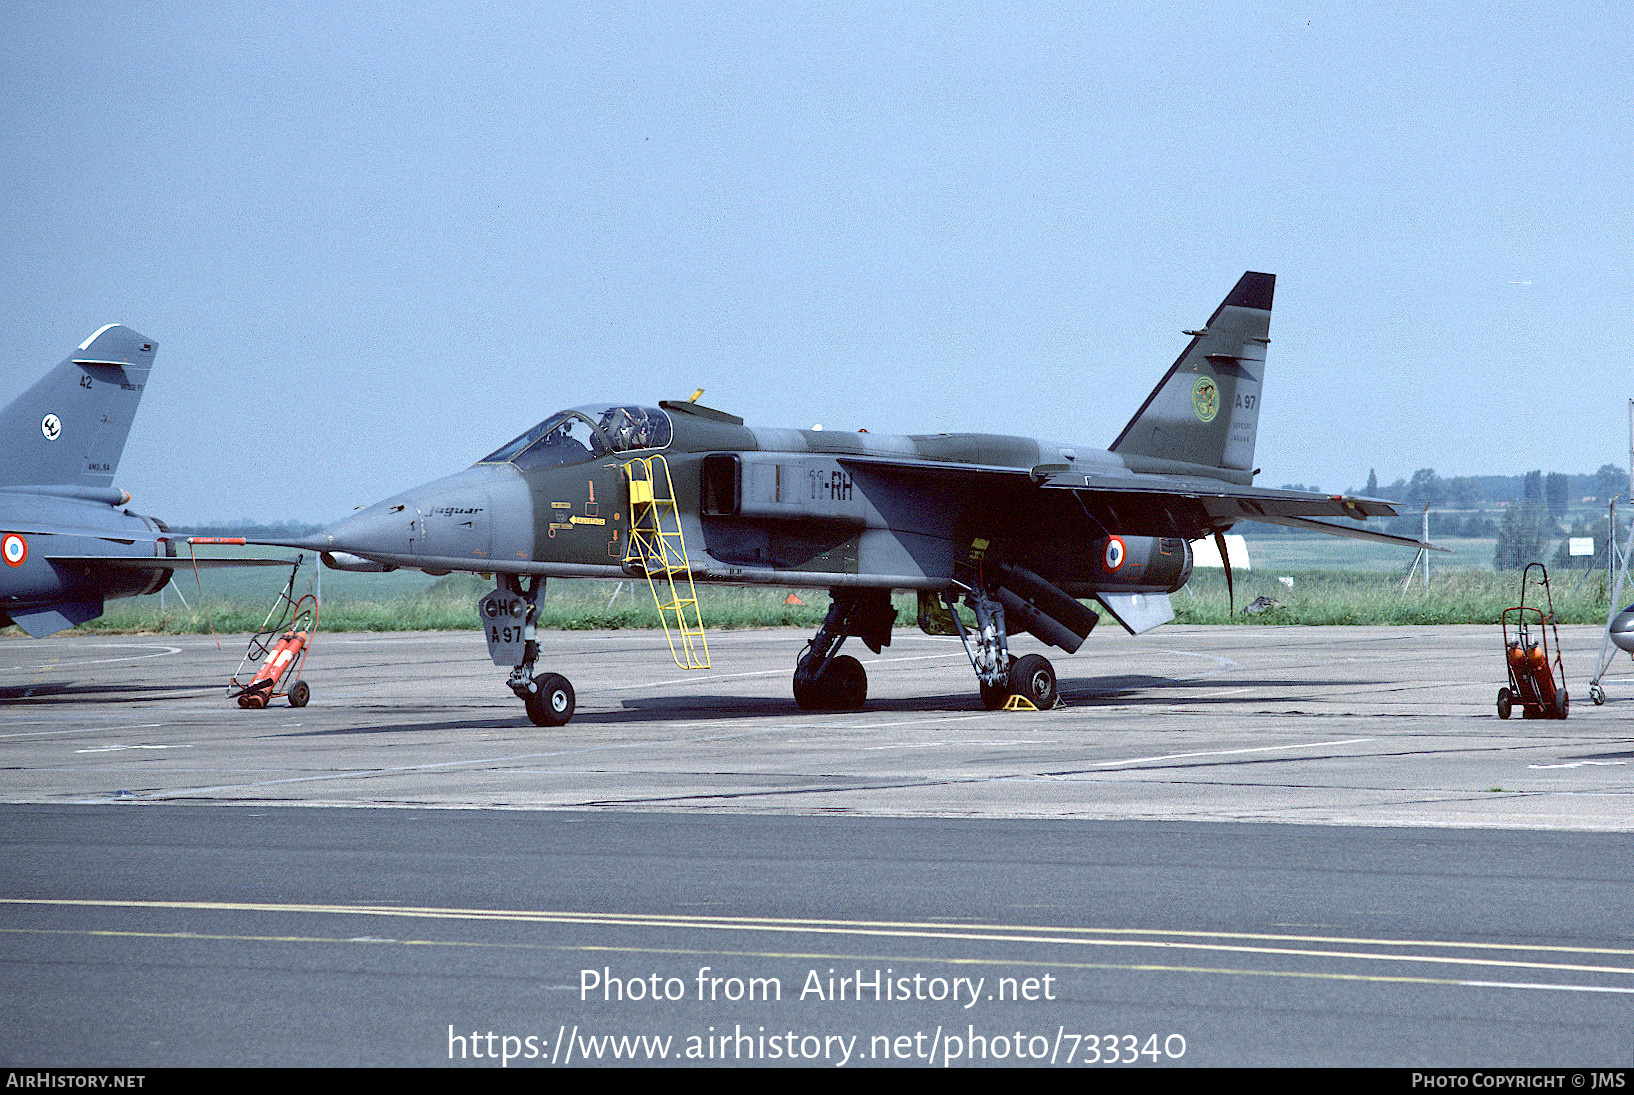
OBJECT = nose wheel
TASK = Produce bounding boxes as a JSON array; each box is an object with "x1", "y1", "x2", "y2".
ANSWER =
[
  {"x1": 524, "y1": 672, "x2": 575, "y2": 726},
  {"x1": 483, "y1": 575, "x2": 579, "y2": 727}
]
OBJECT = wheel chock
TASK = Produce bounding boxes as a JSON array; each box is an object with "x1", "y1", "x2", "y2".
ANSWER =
[{"x1": 1001, "y1": 694, "x2": 1064, "y2": 712}]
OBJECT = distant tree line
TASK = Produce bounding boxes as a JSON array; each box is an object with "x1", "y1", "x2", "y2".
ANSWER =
[
  {"x1": 1248, "y1": 465, "x2": 1630, "y2": 570},
  {"x1": 1342, "y1": 465, "x2": 1629, "y2": 512}
]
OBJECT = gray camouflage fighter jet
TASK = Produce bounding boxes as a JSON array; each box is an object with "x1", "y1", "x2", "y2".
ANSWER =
[
  {"x1": 1, "y1": 325, "x2": 287, "y2": 637},
  {"x1": 262, "y1": 272, "x2": 1435, "y2": 725}
]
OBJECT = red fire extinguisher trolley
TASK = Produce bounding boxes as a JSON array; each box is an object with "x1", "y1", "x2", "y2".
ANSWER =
[
  {"x1": 229, "y1": 558, "x2": 317, "y2": 709},
  {"x1": 1498, "y1": 563, "x2": 1568, "y2": 719}
]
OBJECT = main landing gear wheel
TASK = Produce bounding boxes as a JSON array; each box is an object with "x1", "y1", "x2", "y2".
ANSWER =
[
  {"x1": 793, "y1": 590, "x2": 892, "y2": 712},
  {"x1": 794, "y1": 655, "x2": 867, "y2": 711},
  {"x1": 525, "y1": 673, "x2": 575, "y2": 727},
  {"x1": 1591, "y1": 682, "x2": 1606, "y2": 706},
  {"x1": 1009, "y1": 654, "x2": 1058, "y2": 710},
  {"x1": 825, "y1": 655, "x2": 867, "y2": 709},
  {"x1": 980, "y1": 656, "x2": 1017, "y2": 710}
]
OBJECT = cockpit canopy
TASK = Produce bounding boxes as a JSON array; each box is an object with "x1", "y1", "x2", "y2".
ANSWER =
[{"x1": 480, "y1": 405, "x2": 673, "y2": 470}]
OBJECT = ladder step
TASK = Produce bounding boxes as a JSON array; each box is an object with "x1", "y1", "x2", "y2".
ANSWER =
[{"x1": 622, "y1": 454, "x2": 710, "y2": 670}]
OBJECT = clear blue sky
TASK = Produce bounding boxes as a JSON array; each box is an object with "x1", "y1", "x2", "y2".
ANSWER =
[{"x1": 3, "y1": 2, "x2": 1631, "y2": 524}]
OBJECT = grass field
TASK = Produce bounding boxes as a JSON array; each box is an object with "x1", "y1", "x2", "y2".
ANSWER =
[
  {"x1": 77, "y1": 573, "x2": 845, "y2": 635},
  {"x1": 1172, "y1": 568, "x2": 1612, "y2": 626},
  {"x1": 6, "y1": 536, "x2": 1619, "y2": 637}
]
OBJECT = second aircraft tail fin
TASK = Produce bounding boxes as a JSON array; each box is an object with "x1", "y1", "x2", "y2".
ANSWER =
[{"x1": 0, "y1": 325, "x2": 157, "y2": 491}]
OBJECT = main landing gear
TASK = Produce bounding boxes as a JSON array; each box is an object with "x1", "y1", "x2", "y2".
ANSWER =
[
  {"x1": 792, "y1": 586, "x2": 1060, "y2": 712},
  {"x1": 945, "y1": 586, "x2": 1059, "y2": 711},
  {"x1": 480, "y1": 575, "x2": 577, "y2": 726},
  {"x1": 794, "y1": 589, "x2": 896, "y2": 710}
]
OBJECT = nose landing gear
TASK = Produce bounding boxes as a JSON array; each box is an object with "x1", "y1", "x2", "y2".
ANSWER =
[{"x1": 481, "y1": 575, "x2": 577, "y2": 726}]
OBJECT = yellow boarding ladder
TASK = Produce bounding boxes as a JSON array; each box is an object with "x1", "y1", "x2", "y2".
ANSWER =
[{"x1": 623, "y1": 455, "x2": 710, "y2": 669}]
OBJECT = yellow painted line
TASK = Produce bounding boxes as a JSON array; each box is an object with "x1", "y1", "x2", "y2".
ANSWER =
[
  {"x1": 3, "y1": 927, "x2": 1631, "y2": 995},
  {"x1": 6, "y1": 899, "x2": 1634, "y2": 979}
]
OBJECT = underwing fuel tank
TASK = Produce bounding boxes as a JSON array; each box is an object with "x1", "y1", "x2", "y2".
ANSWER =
[
  {"x1": 1057, "y1": 535, "x2": 1193, "y2": 596},
  {"x1": 989, "y1": 537, "x2": 1192, "y2": 654}
]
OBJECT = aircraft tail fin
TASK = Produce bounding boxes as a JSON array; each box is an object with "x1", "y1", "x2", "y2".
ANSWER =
[
  {"x1": 0, "y1": 325, "x2": 157, "y2": 490},
  {"x1": 1109, "y1": 272, "x2": 1273, "y2": 485}
]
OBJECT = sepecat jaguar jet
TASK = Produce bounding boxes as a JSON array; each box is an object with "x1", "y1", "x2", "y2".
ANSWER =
[{"x1": 259, "y1": 272, "x2": 1435, "y2": 725}]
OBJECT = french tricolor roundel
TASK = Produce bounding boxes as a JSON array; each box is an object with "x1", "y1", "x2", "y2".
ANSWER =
[
  {"x1": 3, "y1": 534, "x2": 26, "y2": 568},
  {"x1": 1102, "y1": 536, "x2": 1126, "y2": 572}
]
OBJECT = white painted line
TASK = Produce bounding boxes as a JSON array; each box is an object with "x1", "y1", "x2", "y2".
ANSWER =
[
  {"x1": 75, "y1": 744, "x2": 194, "y2": 753},
  {"x1": 1084, "y1": 738, "x2": 1378, "y2": 770},
  {"x1": 0, "y1": 723, "x2": 169, "y2": 741},
  {"x1": 0, "y1": 644, "x2": 182, "y2": 672}
]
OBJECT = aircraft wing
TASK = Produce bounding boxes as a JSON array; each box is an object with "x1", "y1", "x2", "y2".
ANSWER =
[
  {"x1": 42, "y1": 555, "x2": 296, "y2": 569},
  {"x1": 1034, "y1": 471, "x2": 1449, "y2": 552},
  {"x1": 1199, "y1": 511, "x2": 1452, "y2": 551},
  {"x1": 44, "y1": 534, "x2": 298, "y2": 570},
  {"x1": 837, "y1": 454, "x2": 1444, "y2": 553}
]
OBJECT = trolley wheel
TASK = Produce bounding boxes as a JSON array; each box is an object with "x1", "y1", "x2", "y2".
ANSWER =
[
  {"x1": 1554, "y1": 688, "x2": 1569, "y2": 720},
  {"x1": 1591, "y1": 682, "x2": 1606, "y2": 706},
  {"x1": 1496, "y1": 687, "x2": 1512, "y2": 720},
  {"x1": 288, "y1": 680, "x2": 310, "y2": 708},
  {"x1": 525, "y1": 673, "x2": 575, "y2": 727},
  {"x1": 1009, "y1": 654, "x2": 1059, "y2": 710}
]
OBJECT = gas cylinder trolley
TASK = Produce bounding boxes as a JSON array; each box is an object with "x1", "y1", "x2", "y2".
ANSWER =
[
  {"x1": 229, "y1": 556, "x2": 317, "y2": 709},
  {"x1": 1498, "y1": 563, "x2": 1568, "y2": 719}
]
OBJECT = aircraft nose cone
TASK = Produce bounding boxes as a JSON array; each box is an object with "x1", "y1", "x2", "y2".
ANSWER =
[
  {"x1": 317, "y1": 464, "x2": 524, "y2": 569},
  {"x1": 1610, "y1": 605, "x2": 1634, "y2": 653},
  {"x1": 322, "y1": 498, "x2": 417, "y2": 559}
]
